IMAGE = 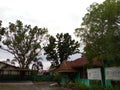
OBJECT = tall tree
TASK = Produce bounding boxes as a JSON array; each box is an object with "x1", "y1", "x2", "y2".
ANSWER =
[
  {"x1": 0, "y1": 20, "x2": 48, "y2": 69},
  {"x1": 44, "y1": 36, "x2": 58, "y2": 64},
  {"x1": 0, "y1": 20, "x2": 5, "y2": 42},
  {"x1": 75, "y1": 0, "x2": 120, "y2": 65},
  {"x1": 44, "y1": 33, "x2": 80, "y2": 64},
  {"x1": 32, "y1": 60, "x2": 43, "y2": 70}
]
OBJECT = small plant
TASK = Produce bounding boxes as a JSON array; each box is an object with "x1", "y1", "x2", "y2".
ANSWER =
[{"x1": 53, "y1": 73, "x2": 62, "y2": 85}]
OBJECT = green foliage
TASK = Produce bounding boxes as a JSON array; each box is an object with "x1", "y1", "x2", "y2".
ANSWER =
[
  {"x1": 33, "y1": 75, "x2": 54, "y2": 81},
  {"x1": 44, "y1": 36, "x2": 58, "y2": 64},
  {"x1": 32, "y1": 61, "x2": 43, "y2": 70},
  {"x1": 31, "y1": 70, "x2": 38, "y2": 76},
  {"x1": 75, "y1": 0, "x2": 120, "y2": 65},
  {"x1": 0, "y1": 20, "x2": 5, "y2": 41},
  {"x1": 1, "y1": 20, "x2": 48, "y2": 69},
  {"x1": 64, "y1": 82, "x2": 120, "y2": 90},
  {"x1": 90, "y1": 80, "x2": 102, "y2": 86},
  {"x1": 53, "y1": 72, "x2": 62, "y2": 81},
  {"x1": 44, "y1": 33, "x2": 80, "y2": 64},
  {"x1": 64, "y1": 83, "x2": 89, "y2": 90}
]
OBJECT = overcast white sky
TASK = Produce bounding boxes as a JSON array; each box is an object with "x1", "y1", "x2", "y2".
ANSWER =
[
  {"x1": 0, "y1": 0, "x2": 105, "y2": 35},
  {"x1": 0, "y1": 0, "x2": 105, "y2": 69}
]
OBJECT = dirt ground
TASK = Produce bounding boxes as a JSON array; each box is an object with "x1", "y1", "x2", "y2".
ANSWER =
[{"x1": 0, "y1": 82, "x2": 69, "y2": 90}]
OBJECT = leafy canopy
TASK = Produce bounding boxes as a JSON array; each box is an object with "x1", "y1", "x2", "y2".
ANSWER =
[
  {"x1": 75, "y1": 0, "x2": 120, "y2": 65},
  {"x1": 1, "y1": 20, "x2": 48, "y2": 69},
  {"x1": 44, "y1": 33, "x2": 80, "y2": 64},
  {"x1": 0, "y1": 20, "x2": 5, "y2": 41}
]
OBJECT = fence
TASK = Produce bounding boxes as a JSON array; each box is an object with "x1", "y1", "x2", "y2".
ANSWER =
[
  {"x1": 0, "y1": 69, "x2": 54, "y2": 82},
  {"x1": 0, "y1": 69, "x2": 37, "y2": 81}
]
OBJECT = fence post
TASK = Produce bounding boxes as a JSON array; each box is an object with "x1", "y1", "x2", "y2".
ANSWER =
[{"x1": 101, "y1": 66, "x2": 106, "y2": 86}]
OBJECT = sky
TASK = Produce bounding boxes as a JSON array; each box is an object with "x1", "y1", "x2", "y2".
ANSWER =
[{"x1": 0, "y1": 0, "x2": 105, "y2": 69}]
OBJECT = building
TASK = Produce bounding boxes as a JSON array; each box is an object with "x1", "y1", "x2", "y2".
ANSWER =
[
  {"x1": 0, "y1": 61, "x2": 37, "y2": 81},
  {"x1": 54, "y1": 56, "x2": 105, "y2": 86}
]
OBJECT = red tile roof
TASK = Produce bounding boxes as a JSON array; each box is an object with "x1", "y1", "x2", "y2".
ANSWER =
[
  {"x1": 71, "y1": 57, "x2": 87, "y2": 68},
  {"x1": 54, "y1": 60, "x2": 78, "y2": 72},
  {"x1": 54, "y1": 56, "x2": 102, "y2": 72},
  {"x1": 55, "y1": 57, "x2": 87, "y2": 72}
]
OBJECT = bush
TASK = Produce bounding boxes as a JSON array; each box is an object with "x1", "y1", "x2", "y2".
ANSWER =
[
  {"x1": 53, "y1": 73, "x2": 62, "y2": 81},
  {"x1": 64, "y1": 82, "x2": 120, "y2": 90}
]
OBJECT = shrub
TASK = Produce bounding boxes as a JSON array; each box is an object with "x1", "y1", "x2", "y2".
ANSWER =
[{"x1": 64, "y1": 82, "x2": 120, "y2": 90}]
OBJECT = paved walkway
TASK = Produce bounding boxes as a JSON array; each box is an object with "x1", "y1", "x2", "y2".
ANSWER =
[
  {"x1": 0, "y1": 82, "x2": 69, "y2": 90},
  {"x1": 0, "y1": 81, "x2": 33, "y2": 85}
]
